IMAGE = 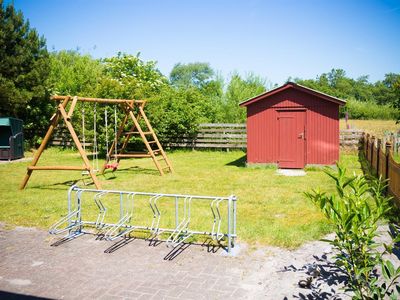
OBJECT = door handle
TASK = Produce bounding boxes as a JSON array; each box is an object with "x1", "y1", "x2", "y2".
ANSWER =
[{"x1": 298, "y1": 132, "x2": 304, "y2": 139}]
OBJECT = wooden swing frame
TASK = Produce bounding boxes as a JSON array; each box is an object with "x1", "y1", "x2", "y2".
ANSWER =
[{"x1": 20, "y1": 95, "x2": 173, "y2": 190}]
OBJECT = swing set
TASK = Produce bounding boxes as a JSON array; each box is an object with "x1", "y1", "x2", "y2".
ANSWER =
[
  {"x1": 20, "y1": 95, "x2": 173, "y2": 190},
  {"x1": 81, "y1": 103, "x2": 118, "y2": 174}
]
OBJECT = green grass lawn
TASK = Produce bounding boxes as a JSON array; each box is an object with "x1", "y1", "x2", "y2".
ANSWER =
[{"x1": 0, "y1": 148, "x2": 362, "y2": 248}]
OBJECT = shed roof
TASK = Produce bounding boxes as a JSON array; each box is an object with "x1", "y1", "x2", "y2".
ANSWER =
[{"x1": 239, "y1": 82, "x2": 346, "y2": 107}]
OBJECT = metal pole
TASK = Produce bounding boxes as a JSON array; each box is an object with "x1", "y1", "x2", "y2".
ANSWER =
[
  {"x1": 232, "y1": 196, "x2": 237, "y2": 249},
  {"x1": 228, "y1": 197, "x2": 232, "y2": 253},
  {"x1": 175, "y1": 196, "x2": 179, "y2": 229},
  {"x1": 77, "y1": 190, "x2": 83, "y2": 234},
  {"x1": 67, "y1": 185, "x2": 74, "y2": 228},
  {"x1": 120, "y1": 192, "x2": 123, "y2": 219}
]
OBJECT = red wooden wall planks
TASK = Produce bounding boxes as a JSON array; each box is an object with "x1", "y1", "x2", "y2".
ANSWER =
[{"x1": 242, "y1": 83, "x2": 343, "y2": 167}]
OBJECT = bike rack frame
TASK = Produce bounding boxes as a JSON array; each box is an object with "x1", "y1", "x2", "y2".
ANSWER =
[{"x1": 49, "y1": 186, "x2": 238, "y2": 253}]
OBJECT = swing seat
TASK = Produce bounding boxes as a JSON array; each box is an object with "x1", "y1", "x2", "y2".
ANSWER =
[{"x1": 105, "y1": 162, "x2": 119, "y2": 171}]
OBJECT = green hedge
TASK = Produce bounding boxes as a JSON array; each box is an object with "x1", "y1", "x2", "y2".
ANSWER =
[{"x1": 341, "y1": 98, "x2": 398, "y2": 120}]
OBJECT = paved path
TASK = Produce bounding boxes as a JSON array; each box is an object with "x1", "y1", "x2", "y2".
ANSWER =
[{"x1": 0, "y1": 224, "x2": 349, "y2": 299}]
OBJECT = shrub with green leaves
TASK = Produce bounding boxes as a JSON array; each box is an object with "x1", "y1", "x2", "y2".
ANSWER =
[
  {"x1": 305, "y1": 165, "x2": 400, "y2": 299},
  {"x1": 344, "y1": 98, "x2": 397, "y2": 120}
]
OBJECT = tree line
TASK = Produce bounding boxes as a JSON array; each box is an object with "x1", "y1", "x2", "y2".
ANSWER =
[{"x1": 0, "y1": 2, "x2": 399, "y2": 147}]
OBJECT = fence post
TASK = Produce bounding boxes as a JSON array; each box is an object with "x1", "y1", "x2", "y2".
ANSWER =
[
  {"x1": 359, "y1": 131, "x2": 364, "y2": 151},
  {"x1": 371, "y1": 136, "x2": 375, "y2": 166},
  {"x1": 377, "y1": 139, "x2": 381, "y2": 177},
  {"x1": 391, "y1": 134, "x2": 395, "y2": 153},
  {"x1": 366, "y1": 133, "x2": 370, "y2": 158},
  {"x1": 385, "y1": 142, "x2": 392, "y2": 182}
]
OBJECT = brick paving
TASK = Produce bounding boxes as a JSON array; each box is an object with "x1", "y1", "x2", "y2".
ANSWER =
[{"x1": 0, "y1": 224, "x2": 350, "y2": 299}]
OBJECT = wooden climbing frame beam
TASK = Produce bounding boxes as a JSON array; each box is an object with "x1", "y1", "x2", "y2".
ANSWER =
[
  {"x1": 51, "y1": 95, "x2": 145, "y2": 104},
  {"x1": 20, "y1": 95, "x2": 173, "y2": 190},
  {"x1": 28, "y1": 166, "x2": 87, "y2": 171}
]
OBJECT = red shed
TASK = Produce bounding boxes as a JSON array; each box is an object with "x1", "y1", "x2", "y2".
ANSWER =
[{"x1": 239, "y1": 82, "x2": 346, "y2": 168}]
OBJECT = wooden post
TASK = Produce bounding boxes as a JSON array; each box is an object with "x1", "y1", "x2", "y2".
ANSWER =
[
  {"x1": 127, "y1": 107, "x2": 164, "y2": 175},
  {"x1": 362, "y1": 132, "x2": 366, "y2": 155},
  {"x1": 67, "y1": 96, "x2": 78, "y2": 119},
  {"x1": 377, "y1": 138, "x2": 381, "y2": 177},
  {"x1": 20, "y1": 98, "x2": 70, "y2": 189},
  {"x1": 366, "y1": 133, "x2": 370, "y2": 158},
  {"x1": 138, "y1": 106, "x2": 174, "y2": 173},
  {"x1": 371, "y1": 136, "x2": 375, "y2": 165},
  {"x1": 115, "y1": 103, "x2": 142, "y2": 164},
  {"x1": 385, "y1": 141, "x2": 392, "y2": 194},
  {"x1": 58, "y1": 103, "x2": 101, "y2": 189},
  {"x1": 385, "y1": 142, "x2": 392, "y2": 193}
]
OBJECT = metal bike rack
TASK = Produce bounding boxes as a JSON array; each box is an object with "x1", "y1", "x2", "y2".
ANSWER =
[
  {"x1": 103, "y1": 192, "x2": 136, "y2": 241},
  {"x1": 49, "y1": 186, "x2": 237, "y2": 253},
  {"x1": 166, "y1": 196, "x2": 193, "y2": 248}
]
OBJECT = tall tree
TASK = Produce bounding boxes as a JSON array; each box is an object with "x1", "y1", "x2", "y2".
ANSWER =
[
  {"x1": 224, "y1": 73, "x2": 266, "y2": 123},
  {"x1": 101, "y1": 52, "x2": 167, "y2": 99},
  {"x1": 48, "y1": 50, "x2": 104, "y2": 96},
  {"x1": 170, "y1": 62, "x2": 214, "y2": 89},
  {"x1": 0, "y1": 1, "x2": 52, "y2": 145},
  {"x1": 0, "y1": 0, "x2": 49, "y2": 117},
  {"x1": 295, "y1": 69, "x2": 399, "y2": 120}
]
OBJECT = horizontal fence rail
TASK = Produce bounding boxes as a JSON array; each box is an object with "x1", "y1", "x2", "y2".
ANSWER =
[
  {"x1": 51, "y1": 123, "x2": 364, "y2": 151},
  {"x1": 167, "y1": 123, "x2": 247, "y2": 150},
  {"x1": 339, "y1": 129, "x2": 364, "y2": 149},
  {"x1": 49, "y1": 186, "x2": 237, "y2": 253},
  {"x1": 363, "y1": 133, "x2": 400, "y2": 205},
  {"x1": 168, "y1": 124, "x2": 363, "y2": 150}
]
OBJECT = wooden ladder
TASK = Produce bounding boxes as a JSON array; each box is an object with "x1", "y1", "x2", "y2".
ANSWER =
[{"x1": 101, "y1": 101, "x2": 173, "y2": 175}]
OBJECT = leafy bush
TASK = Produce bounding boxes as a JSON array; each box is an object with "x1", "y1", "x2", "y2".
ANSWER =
[
  {"x1": 146, "y1": 86, "x2": 206, "y2": 142},
  {"x1": 48, "y1": 50, "x2": 104, "y2": 96},
  {"x1": 343, "y1": 98, "x2": 398, "y2": 120},
  {"x1": 102, "y1": 52, "x2": 168, "y2": 99},
  {"x1": 223, "y1": 73, "x2": 267, "y2": 123},
  {"x1": 305, "y1": 165, "x2": 400, "y2": 299}
]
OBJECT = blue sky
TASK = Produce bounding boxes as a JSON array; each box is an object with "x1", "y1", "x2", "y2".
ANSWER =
[{"x1": 9, "y1": 0, "x2": 400, "y2": 85}]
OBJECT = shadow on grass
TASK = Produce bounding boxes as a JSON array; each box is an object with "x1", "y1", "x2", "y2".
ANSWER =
[
  {"x1": 114, "y1": 166, "x2": 160, "y2": 175},
  {"x1": 28, "y1": 179, "x2": 79, "y2": 191},
  {"x1": 226, "y1": 155, "x2": 247, "y2": 168},
  {"x1": 26, "y1": 166, "x2": 161, "y2": 190},
  {"x1": 357, "y1": 150, "x2": 374, "y2": 178}
]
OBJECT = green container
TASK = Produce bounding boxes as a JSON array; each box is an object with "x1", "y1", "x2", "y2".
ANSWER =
[{"x1": 0, "y1": 117, "x2": 24, "y2": 160}]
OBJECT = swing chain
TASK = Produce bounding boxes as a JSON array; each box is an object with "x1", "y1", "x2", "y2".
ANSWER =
[
  {"x1": 114, "y1": 106, "x2": 118, "y2": 159},
  {"x1": 105, "y1": 107, "x2": 109, "y2": 161}
]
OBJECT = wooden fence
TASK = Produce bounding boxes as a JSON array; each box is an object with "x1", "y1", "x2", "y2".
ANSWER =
[
  {"x1": 167, "y1": 123, "x2": 247, "y2": 149},
  {"x1": 363, "y1": 133, "x2": 400, "y2": 204},
  {"x1": 51, "y1": 123, "x2": 364, "y2": 151},
  {"x1": 340, "y1": 129, "x2": 364, "y2": 150},
  {"x1": 383, "y1": 133, "x2": 400, "y2": 155},
  {"x1": 50, "y1": 126, "x2": 73, "y2": 147},
  {"x1": 168, "y1": 124, "x2": 363, "y2": 151}
]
